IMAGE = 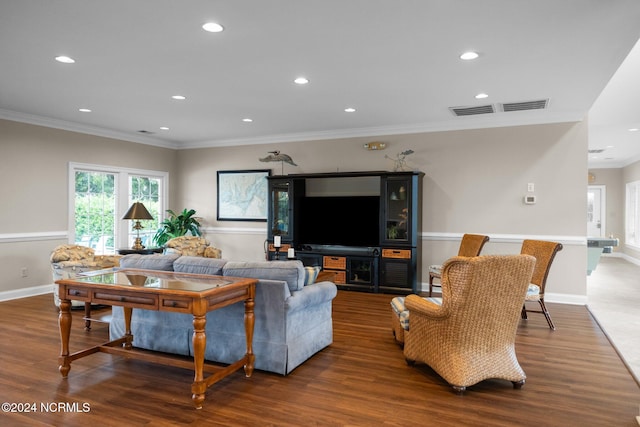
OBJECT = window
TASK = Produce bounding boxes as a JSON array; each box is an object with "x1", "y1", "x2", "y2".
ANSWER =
[
  {"x1": 129, "y1": 175, "x2": 162, "y2": 248},
  {"x1": 69, "y1": 163, "x2": 168, "y2": 254},
  {"x1": 626, "y1": 180, "x2": 640, "y2": 249},
  {"x1": 74, "y1": 170, "x2": 117, "y2": 252}
]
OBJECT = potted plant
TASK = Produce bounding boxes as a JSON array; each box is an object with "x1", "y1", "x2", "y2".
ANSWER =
[{"x1": 153, "y1": 208, "x2": 202, "y2": 246}]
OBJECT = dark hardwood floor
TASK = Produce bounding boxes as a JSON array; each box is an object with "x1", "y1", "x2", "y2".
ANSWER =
[{"x1": 1, "y1": 292, "x2": 639, "y2": 426}]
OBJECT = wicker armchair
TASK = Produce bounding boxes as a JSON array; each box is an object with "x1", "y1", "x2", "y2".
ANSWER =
[
  {"x1": 428, "y1": 233, "x2": 489, "y2": 296},
  {"x1": 403, "y1": 254, "x2": 535, "y2": 393},
  {"x1": 520, "y1": 239, "x2": 563, "y2": 330}
]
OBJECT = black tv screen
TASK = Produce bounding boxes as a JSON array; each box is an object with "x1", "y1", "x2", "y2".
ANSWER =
[{"x1": 298, "y1": 196, "x2": 380, "y2": 247}]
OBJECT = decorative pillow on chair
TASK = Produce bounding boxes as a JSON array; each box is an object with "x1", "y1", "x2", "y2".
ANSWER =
[{"x1": 304, "y1": 266, "x2": 322, "y2": 285}]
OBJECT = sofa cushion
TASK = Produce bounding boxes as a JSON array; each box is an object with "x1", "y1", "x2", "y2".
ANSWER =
[
  {"x1": 174, "y1": 256, "x2": 227, "y2": 275},
  {"x1": 222, "y1": 260, "x2": 305, "y2": 292},
  {"x1": 119, "y1": 253, "x2": 180, "y2": 271},
  {"x1": 304, "y1": 266, "x2": 321, "y2": 285}
]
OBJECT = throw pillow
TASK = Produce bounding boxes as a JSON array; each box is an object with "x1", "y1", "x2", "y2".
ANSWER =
[{"x1": 304, "y1": 266, "x2": 321, "y2": 285}]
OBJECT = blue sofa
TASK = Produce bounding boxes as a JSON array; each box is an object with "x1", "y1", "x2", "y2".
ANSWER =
[{"x1": 109, "y1": 255, "x2": 337, "y2": 375}]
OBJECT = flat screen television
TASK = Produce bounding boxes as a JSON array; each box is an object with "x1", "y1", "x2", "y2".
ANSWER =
[{"x1": 298, "y1": 196, "x2": 380, "y2": 247}]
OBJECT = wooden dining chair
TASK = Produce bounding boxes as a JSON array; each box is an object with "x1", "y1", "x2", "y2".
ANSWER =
[{"x1": 520, "y1": 239, "x2": 563, "y2": 330}]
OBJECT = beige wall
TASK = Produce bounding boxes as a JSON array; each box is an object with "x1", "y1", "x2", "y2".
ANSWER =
[
  {"x1": 177, "y1": 121, "x2": 589, "y2": 301},
  {"x1": 0, "y1": 119, "x2": 178, "y2": 294},
  {"x1": 1, "y1": 118, "x2": 589, "y2": 302},
  {"x1": 622, "y1": 158, "x2": 640, "y2": 259}
]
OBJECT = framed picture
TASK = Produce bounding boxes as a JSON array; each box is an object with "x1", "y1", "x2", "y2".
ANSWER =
[{"x1": 217, "y1": 169, "x2": 271, "y2": 221}]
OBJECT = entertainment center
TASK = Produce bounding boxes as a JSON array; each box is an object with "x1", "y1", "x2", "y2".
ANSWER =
[{"x1": 266, "y1": 171, "x2": 423, "y2": 294}]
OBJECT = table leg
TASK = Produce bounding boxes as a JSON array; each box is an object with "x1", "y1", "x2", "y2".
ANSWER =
[
  {"x1": 244, "y1": 298, "x2": 255, "y2": 377},
  {"x1": 58, "y1": 299, "x2": 72, "y2": 377},
  {"x1": 191, "y1": 313, "x2": 207, "y2": 409},
  {"x1": 123, "y1": 307, "x2": 133, "y2": 349},
  {"x1": 84, "y1": 302, "x2": 91, "y2": 331}
]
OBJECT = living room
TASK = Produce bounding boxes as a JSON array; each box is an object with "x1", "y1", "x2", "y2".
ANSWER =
[{"x1": 1, "y1": 1, "x2": 640, "y2": 425}]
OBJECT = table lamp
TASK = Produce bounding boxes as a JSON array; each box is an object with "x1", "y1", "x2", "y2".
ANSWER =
[{"x1": 122, "y1": 202, "x2": 154, "y2": 249}]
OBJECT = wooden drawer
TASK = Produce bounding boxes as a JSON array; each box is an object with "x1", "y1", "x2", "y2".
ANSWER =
[
  {"x1": 325, "y1": 270, "x2": 346, "y2": 284},
  {"x1": 323, "y1": 256, "x2": 346, "y2": 270},
  {"x1": 160, "y1": 296, "x2": 192, "y2": 313},
  {"x1": 65, "y1": 287, "x2": 90, "y2": 301},
  {"x1": 382, "y1": 249, "x2": 412, "y2": 259},
  {"x1": 92, "y1": 290, "x2": 159, "y2": 309}
]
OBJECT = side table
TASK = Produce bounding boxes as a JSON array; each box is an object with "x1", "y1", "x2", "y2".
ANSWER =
[{"x1": 117, "y1": 247, "x2": 164, "y2": 255}]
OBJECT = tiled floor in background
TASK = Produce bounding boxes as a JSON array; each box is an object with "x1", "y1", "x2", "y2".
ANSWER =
[{"x1": 587, "y1": 256, "x2": 640, "y2": 382}]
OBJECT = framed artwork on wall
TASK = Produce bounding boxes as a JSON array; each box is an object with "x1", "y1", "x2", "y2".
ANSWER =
[{"x1": 217, "y1": 169, "x2": 271, "y2": 221}]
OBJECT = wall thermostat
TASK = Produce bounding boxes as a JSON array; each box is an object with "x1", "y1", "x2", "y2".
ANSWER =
[{"x1": 523, "y1": 195, "x2": 536, "y2": 205}]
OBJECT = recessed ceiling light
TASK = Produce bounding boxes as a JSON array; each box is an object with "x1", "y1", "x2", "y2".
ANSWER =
[
  {"x1": 460, "y1": 51, "x2": 479, "y2": 60},
  {"x1": 55, "y1": 55, "x2": 75, "y2": 64},
  {"x1": 202, "y1": 22, "x2": 224, "y2": 33},
  {"x1": 294, "y1": 77, "x2": 309, "y2": 85},
  {"x1": 160, "y1": 127, "x2": 170, "y2": 130},
  {"x1": 172, "y1": 95, "x2": 186, "y2": 100},
  {"x1": 475, "y1": 93, "x2": 489, "y2": 99},
  {"x1": 344, "y1": 107, "x2": 356, "y2": 113},
  {"x1": 242, "y1": 118, "x2": 253, "y2": 122},
  {"x1": 78, "y1": 108, "x2": 91, "y2": 113},
  {"x1": 629, "y1": 128, "x2": 639, "y2": 132}
]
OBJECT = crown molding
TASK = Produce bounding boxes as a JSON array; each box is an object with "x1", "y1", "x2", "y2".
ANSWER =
[
  {"x1": 0, "y1": 109, "x2": 180, "y2": 150},
  {"x1": 1, "y1": 107, "x2": 586, "y2": 152}
]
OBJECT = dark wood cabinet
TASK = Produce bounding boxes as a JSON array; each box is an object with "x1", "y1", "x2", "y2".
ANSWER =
[{"x1": 266, "y1": 171, "x2": 423, "y2": 293}]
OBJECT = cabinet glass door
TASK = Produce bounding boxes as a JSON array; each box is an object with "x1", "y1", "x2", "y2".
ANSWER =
[
  {"x1": 271, "y1": 181, "x2": 291, "y2": 238},
  {"x1": 384, "y1": 178, "x2": 410, "y2": 243}
]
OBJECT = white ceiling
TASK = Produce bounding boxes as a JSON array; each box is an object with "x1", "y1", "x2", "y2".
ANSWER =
[{"x1": 1, "y1": 1, "x2": 639, "y2": 168}]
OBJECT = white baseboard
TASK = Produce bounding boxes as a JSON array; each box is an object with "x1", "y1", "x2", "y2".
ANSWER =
[{"x1": 0, "y1": 284, "x2": 53, "y2": 302}]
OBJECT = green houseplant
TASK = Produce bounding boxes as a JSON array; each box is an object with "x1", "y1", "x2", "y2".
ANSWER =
[{"x1": 152, "y1": 208, "x2": 202, "y2": 246}]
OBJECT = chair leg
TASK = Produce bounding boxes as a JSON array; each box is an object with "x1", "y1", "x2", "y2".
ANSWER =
[
  {"x1": 428, "y1": 273, "x2": 434, "y2": 296},
  {"x1": 452, "y1": 385, "x2": 466, "y2": 394},
  {"x1": 512, "y1": 379, "x2": 525, "y2": 389},
  {"x1": 521, "y1": 305, "x2": 528, "y2": 320},
  {"x1": 538, "y1": 299, "x2": 556, "y2": 330}
]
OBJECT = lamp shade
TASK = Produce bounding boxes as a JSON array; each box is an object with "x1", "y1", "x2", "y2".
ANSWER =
[{"x1": 122, "y1": 202, "x2": 154, "y2": 220}]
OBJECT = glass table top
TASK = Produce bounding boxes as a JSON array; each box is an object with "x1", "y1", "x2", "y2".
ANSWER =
[{"x1": 75, "y1": 269, "x2": 232, "y2": 292}]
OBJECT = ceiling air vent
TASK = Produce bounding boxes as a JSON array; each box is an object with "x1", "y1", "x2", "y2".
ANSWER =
[
  {"x1": 500, "y1": 99, "x2": 549, "y2": 112},
  {"x1": 449, "y1": 104, "x2": 495, "y2": 117},
  {"x1": 137, "y1": 130, "x2": 155, "y2": 135},
  {"x1": 588, "y1": 149, "x2": 605, "y2": 154}
]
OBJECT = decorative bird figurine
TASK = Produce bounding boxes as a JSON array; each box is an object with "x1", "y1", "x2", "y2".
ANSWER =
[
  {"x1": 259, "y1": 150, "x2": 297, "y2": 166},
  {"x1": 260, "y1": 150, "x2": 298, "y2": 174}
]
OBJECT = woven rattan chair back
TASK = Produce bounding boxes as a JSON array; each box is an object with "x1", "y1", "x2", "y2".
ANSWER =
[
  {"x1": 519, "y1": 239, "x2": 563, "y2": 329},
  {"x1": 429, "y1": 234, "x2": 489, "y2": 296},
  {"x1": 457, "y1": 234, "x2": 490, "y2": 257}
]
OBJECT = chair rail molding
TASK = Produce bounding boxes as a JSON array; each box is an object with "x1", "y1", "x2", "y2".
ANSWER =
[
  {"x1": 0, "y1": 231, "x2": 68, "y2": 244},
  {"x1": 421, "y1": 232, "x2": 585, "y2": 246}
]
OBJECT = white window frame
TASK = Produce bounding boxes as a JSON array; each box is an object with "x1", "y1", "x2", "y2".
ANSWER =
[
  {"x1": 68, "y1": 162, "x2": 169, "y2": 251},
  {"x1": 625, "y1": 180, "x2": 640, "y2": 250}
]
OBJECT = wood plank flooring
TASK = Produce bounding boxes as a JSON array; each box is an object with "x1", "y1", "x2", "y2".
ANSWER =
[{"x1": 1, "y1": 292, "x2": 639, "y2": 426}]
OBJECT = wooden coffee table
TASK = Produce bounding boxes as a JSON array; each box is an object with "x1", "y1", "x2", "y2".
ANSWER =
[{"x1": 56, "y1": 268, "x2": 257, "y2": 409}]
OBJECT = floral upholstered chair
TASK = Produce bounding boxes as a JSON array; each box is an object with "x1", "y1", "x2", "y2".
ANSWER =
[
  {"x1": 50, "y1": 244, "x2": 121, "y2": 308},
  {"x1": 164, "y1": 236, "x2": 222, "y2": 258}
]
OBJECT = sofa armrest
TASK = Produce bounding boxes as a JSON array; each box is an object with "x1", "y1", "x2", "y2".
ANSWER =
[{"x1": 285, "y1": 281, "x2": 338, "y2": 314}]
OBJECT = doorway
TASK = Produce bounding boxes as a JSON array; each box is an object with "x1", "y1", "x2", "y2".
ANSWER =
[{"x1": 587, "y1": 185, "x2": 606, "y2": 237}]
